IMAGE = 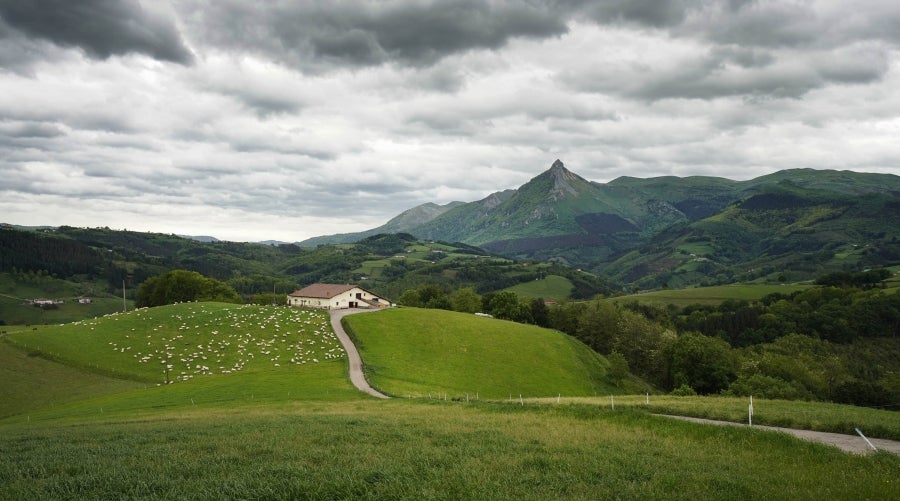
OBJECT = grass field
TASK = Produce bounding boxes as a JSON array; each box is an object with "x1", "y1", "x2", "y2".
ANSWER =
[
  {"x1": 0, "y1": 272, "x2": 131, "y2": 325},
  {"x1": 0, "y1": 342, "x2": 142, "y2": 418},
  {"x1": 5, "y1": 303, "x2": 345, "y2": 384},
  {"x1": 1, "y1": 302, "x2": 898, "y2": 499},
  {"x1": 608, "y1": 284, "x2": 813, "y2": 307},
  {"x1": 503, "y1": 274, "x2": 574, "y2": 300},
  {"x1": 1, "y1": 400, "x2": 897, "y2": 500},
  {"x1": 343, "y1": 308, "x2": 615, "y2": 399},
  {"x1": 531, "y1": 395, "x2": 900, "y2": 441}
]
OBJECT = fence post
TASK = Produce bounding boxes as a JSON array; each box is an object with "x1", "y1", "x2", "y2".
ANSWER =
[
  {"x1": 748, "y1": 395, "x2": 753, "y2": 426},
  {"x1": 855, "y1": 428, "x2": 878, "y2": 452}
]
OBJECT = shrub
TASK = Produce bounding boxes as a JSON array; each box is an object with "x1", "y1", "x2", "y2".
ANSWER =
[{"x1": 670, "y1": 384, "x2": 697, "y2": 396}]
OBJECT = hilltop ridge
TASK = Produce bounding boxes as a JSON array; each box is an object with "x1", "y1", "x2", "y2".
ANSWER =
[{"x1": 299, "y1": 160, "x2": 900, "y2": 288}]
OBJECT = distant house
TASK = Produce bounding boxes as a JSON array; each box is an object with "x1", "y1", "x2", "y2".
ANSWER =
[
  {"x1": 78, "y1": 297, "x2": 92, "y2": 304},
  {"x1": 32, "y1": 298, "x2": 62, "y2": 305},
  {"x1": 287, "y1": 283, "x2": 390, "y2": 310}
]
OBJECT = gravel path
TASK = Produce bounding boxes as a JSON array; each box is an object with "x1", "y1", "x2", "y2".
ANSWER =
[
  {"x1": 660, "y1": 415, "x2": 900, "y2": 455},
  {"x1": 329, "y1": 308, "x2": 389, "y2": 399}
]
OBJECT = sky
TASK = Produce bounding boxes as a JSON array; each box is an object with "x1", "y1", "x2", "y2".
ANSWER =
[{"x1": 1, "y1": 1, "x2": 899, "y2": 243}]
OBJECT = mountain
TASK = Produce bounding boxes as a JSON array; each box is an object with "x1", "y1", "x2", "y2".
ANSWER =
[
  {"x1": 301, "y1": 160, "x2": 900, "y2": 287},
  {"x1": 299, "y1": 201, "x2": 464, "y2": 246},
  {"x1": 178, "y1": 234, "x2": 220, "y2": 243}
]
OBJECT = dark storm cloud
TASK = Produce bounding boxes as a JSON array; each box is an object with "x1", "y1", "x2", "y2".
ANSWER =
[
  {"x1": 0, "y1": 0, "x2": 192, "y2": 63},
  {"x1": 0, "y1": 120, "x2": 65, "y2": 138},
  {"x1": 184, "y1": 0, "x2": 568, "y2": 69},
  {"x1": 560, "y1": 0, "x2": 692, "y2": 27},
  {"x1": 685, "y1": 1, "x2": 900, "y2": 49}
]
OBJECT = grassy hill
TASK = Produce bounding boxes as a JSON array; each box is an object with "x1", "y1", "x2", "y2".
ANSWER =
[
  {"x1": 503, "y1": 274, "x2": 574, "y2": 300},
  {"x1": 0, "y1": 272, "x2": 130, "y2": 325},
  {"x1": 343, "y1": 308, "x2": 621, "y2": 399},
  {"x1": 5, "y1": 303, "x2": 349, "y2": 385},
  {"x1": 1, "y1": 302, "x2": 898, "y2": 498},
  {"x1": 608, "y1": 284, "x2": 814, "y2": 307},
  {"x1": 0, "y1": 342, "x2": 142, "y2": 418}
]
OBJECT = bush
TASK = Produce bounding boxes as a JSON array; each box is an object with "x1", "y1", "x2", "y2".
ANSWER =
[
  {"x1": 670, "y1": 384, "x2": 697, "y2": 396},
  {"x1": 726, "y1": 374, "x2": 810, "y2": 400}
]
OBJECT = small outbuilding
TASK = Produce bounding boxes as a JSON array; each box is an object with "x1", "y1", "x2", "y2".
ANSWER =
[{"x1": 287, "y1": 283, "x2": 390, "y2": 310}]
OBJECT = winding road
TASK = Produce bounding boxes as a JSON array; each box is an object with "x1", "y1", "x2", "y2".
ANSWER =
[
  {"x1": 329, "y1": 308, "x2": 389, "y2": 399},
  {"x1": 661, "y1": 415, "x2": 900, "y2": 455}
]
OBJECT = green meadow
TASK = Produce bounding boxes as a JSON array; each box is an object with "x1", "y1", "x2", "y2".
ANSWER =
[
  {"x1": 608, "y1": 283, "x2": 813, "y2": 307},
  {"x1": 5, "y1": 303, "x2": 345, "y2": 384},
  {"x1": 503, "y1": 274, "x2": 574, "y2": 300},
  {"x1": 343, "y1": 307, "x2": 614, "y2": 399},
  {"x1": 0, "y1": 272, "x2": 131, "y2": 325},
  {"x1": 1, "y1": 302, "x2": 898, "y2": 499},
  {"x1": 535, "y1": 395, "x2": 900, "y2": 441}
]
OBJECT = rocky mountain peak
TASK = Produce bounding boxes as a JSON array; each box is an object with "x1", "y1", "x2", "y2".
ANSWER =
[{"x1": 546, "y1": 159, "x2": 581, "y2": 198}]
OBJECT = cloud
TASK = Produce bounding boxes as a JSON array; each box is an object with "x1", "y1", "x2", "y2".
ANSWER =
[
  {"x1": 1, "y1": 1, "x2": 899, "y2": 242},
  {"x1": 181, "y1": 0, "x2": 568, "y2": 70},
  {"x1": 565, "y1": 38, "x2": 890, "y2": 101},
  {"x1": 564, "y1": 0, "x2": 693, "y2": 27},
  {"x1": 0, "y1": 0, "x2": 193, "y2": 64}
]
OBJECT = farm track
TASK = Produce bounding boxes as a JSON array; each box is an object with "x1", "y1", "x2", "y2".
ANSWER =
[
  {"x1": 660, "y1": 415, "x2": 900, "y2": 455},
  {"x1": 329, "y1": 308, "x2": 389, "y2": 399}
]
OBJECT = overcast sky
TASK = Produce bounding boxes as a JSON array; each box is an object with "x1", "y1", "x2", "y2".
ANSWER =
[{"x1": 1, "y1": 1, "x2": 899, "y2": 242}]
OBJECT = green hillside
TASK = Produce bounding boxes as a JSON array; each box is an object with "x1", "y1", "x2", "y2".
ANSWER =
[
  {"x1": 1, "y1": 301, "x2": 898, "y2": 499},
  {"x1": 0, "y1": 342, "x2": 142, "y2": 418},
  {"x1": 608, "y1": 284, "x2": 814, "y2": 307},
  {"x1": 343, "y1": 308, "x2": 619, "y2": 398},
  {"x1": 606, "y1": 184, "x2": 900, "y2": 288},
  {"x1": 0, "y1": 272, "x2": 130, "y2": 325},
  {"x1": 5, "y1": 303, "x2": 348, "y2": 385},
  {"x1": 503, "y1": 274, "x2": 574, "y2": 300},
  {"x1": 298, "y1": 163, "x2": 900, "y2": 289}
]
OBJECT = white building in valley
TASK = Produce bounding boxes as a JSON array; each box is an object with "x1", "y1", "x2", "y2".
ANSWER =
[{"x1": 287, "y1": 283, "x2": 390, "y2": 310}]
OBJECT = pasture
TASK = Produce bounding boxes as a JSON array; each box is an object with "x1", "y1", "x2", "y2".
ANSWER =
[
  {"x1": 2, "y1": 400, "x2": 897, "y2": 500},
  {"x1": 503, "y1": 274, "x2": 574, "y2": 300},
  {"x1": 343, "y1": 308, "x2": 616, "y2": 399},
  {"x1": 532, "y1": 395, "x2": 900, "y2": 441},
  {"x1": 5, "y1": 303, "x2": 345, "y2": 384},
  {"x1": 608, "y1": 283, "x2": 812, "y2": 307},
  {"x1": 1, "y1": 302, "x2": 898, "y2": 499}
]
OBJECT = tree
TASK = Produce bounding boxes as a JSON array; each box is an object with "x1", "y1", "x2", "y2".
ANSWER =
[
  {"x1": 135, "y1": 270, "x2": 241, "y2": 307},
  {"x1": 450, "y1": 287, "x2": 481, "y2": 313},
  {"x1": 607, "y1": 351, "x2": 629, "y2": 387},
  {"x1": 613, "y1": 309, "x2": 674, "y2": 387},
  {"x1": 667, "y1": 332, "x2": 736, "y2": 394},
  {"x1": 575, "y1": 302, "x2": 619, "y2": 354},
  {"x1": 488, "y1": 291, "x2": 532, "y2": 323},
  {"x1": 397, "y1": 284, "x2": 452, "y2": 310},
  {"x1": 529, "y1": 298, "x2": 550, "y2": 327}
]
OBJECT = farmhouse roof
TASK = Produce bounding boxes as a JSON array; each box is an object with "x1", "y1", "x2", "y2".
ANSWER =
[{"x1": 289, "y1": 283, "x2": 359, "y2": 299}]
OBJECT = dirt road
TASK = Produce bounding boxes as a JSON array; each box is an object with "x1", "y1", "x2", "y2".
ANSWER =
[
  {"x1": 661, "y1": 415, "x2": 900, "y2": 455},
  {"x1": 329, "y1": 308, "x2": 389, "y2": 399}
]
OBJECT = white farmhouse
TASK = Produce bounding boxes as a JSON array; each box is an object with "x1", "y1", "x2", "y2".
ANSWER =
[{"x1": 287, "y1": 283, "x2": 390, "y2": 310}]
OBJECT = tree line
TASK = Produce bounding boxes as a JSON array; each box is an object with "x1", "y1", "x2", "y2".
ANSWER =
[{"x1": 396, "y1": 275, "x2": 899, "y2": 407}]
